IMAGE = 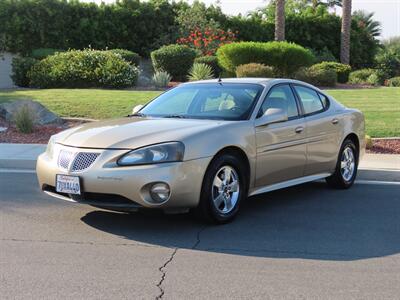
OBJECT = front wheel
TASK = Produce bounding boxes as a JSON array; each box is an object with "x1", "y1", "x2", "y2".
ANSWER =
[
  {"x1": 326, "y1": 139, "x2": 358, "y2": 189},
  {"x1": 195, "y1": 154, "x2": 247, "y2": 224}
]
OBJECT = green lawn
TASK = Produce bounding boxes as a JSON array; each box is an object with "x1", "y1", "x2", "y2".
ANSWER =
[{"x1": 0, "y1": 87, "x2": 399, "y2": 137}]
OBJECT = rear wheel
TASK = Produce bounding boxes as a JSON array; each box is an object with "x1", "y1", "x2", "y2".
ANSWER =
[
  {"x1": 195, "y1": 154, "x2": 247, "y2": 224},
  {"x1": 326, "y1": 139, "x2": 358, "y2": 189}
]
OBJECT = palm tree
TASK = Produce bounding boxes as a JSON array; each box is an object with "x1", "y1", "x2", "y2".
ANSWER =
[
  {"x1": 275, "y1": 0, "x2": 285, "y2": 41},
  {"x1": 340, "y1": 0, "x2": 352, "y2": 64},
  {"x1": 353, "y1": 10, "x2": 381, "y2": 38}
]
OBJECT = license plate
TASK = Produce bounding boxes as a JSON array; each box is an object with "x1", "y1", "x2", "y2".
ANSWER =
[{"x1": 56, "y1": 175, "x2": 81, "y2": 195}]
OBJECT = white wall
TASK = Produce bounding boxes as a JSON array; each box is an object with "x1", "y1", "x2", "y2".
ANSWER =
[{"x1": 0, "y1": 52, "x2": 17, "y2": 89}]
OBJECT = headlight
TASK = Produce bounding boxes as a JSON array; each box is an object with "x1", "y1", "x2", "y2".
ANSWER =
[
  {"x1": 117, "y1": 142, "x2": 185, "y2": 166},
  {"x1": 46, "y1": 136, "x2": 56, "y2": 159}
]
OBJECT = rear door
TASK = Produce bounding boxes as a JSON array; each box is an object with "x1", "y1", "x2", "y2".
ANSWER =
[
  {"x1": 255, "y1": 84, "x2": 307, "y2": 187},
  {"x1": 292, "y1": 85, "x2": 340, "y2": 175}
]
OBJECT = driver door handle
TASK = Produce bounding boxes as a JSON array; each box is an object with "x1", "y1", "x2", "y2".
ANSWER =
[
  {"x1": 295, "y1": 126, "x2": 304, "y2": 134},
  {"x1": 331, "y1": 118, "x2": 339, "y2": 125}
]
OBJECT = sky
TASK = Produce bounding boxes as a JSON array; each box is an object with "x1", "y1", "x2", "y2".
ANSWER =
[{"x1": 87, "y1": 0, "x2": 399, "y2": 39}]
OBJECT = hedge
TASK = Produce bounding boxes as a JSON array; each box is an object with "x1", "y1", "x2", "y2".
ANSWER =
[
  {"x1": 310, "y1": 62, "x2": 351, "y2": 83},
  {"x1": 151, "y1": 45, "x2": 197, "y2": 81},
  {"x1": 11, "y1": 57, "x2": 38, "y2": 87},
  {"x1": 387, "y1": 77, "x2": 400, "y2": 87},
  {"x1": 294, "y1": 66, "x2": 337, "y2": 87},
  {"x1": 217, "y1": 41, "x2": 315, "y2": 77},
  {"x1": 0, "y1": 0, "x2": 379, "y2": 66},
  {"x1": 236, "y1": 63, "x2": 275, "y2": 78},
  {"x1": 348, "y1": 69, "x2": 375, "y2": 84},
  {"x1": 108, "y1": 49, "x2": 140, "y2": 66},
  {"x1": 29, "y1": 49, "x2": 139, "y2": 88}
]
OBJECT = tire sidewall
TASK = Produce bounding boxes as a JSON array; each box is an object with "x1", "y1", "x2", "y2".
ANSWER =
[
  {"x1": 199, "y1": 154, "x2": 246, "y2": 223},
  {"x1": 338, "y1": 139, "x2": 358, "y2": 187}
]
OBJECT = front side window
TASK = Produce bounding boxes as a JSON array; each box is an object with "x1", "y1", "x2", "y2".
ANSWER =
[
  {"x1": 140, "y1": 83, "x2": 264, "y2": 121},
  {"x1": 258, "y1": 84, "x2": 299, "y2": 119},
  {"x1": 294, "y1": 86, "x2": 325, "y2": 115}
]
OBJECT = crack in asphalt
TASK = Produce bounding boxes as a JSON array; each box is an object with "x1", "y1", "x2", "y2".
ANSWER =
[
  {"x1": 155, "y1": 225, "x2": 207, "y2": 299},
  {"x1": 156, "y1": 247, "x2": 178, "y2": 300},
  {"x1": 192, "y1": 226, "x2": 207, "y2": 249}
]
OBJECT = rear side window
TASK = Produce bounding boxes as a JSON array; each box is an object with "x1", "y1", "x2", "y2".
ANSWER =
[
  {"x1": 294, "y1": 86, "x2": 325, "y2": 115},
  {"x1": 318, "y1": 93, "x2": 330, "y2": 109},
  {"x1": 258, "y1": 84, "x2": 299, "y2": 119}
]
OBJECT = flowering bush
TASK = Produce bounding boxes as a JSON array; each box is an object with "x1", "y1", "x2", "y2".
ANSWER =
[{"x1": 177, "y1": 28, "x2": 237, "y2": 56}]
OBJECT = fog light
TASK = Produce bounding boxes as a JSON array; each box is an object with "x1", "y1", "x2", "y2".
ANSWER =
[{"x1": 150, "y1": 183, "x2": 170, "y2": 203}]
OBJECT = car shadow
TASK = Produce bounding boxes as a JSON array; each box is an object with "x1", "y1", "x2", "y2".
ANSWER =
[{"x1": 81, "y1": 180, "x2": 400, "y2": 261}]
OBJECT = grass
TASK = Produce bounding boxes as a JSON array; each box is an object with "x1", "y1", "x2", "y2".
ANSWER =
[
  {"x1": 325, "y1": 87, "x2": 400, "y2": 138},
  {"x1": 0, "y1": 87, "x2": 399, "y2": 137},
  {"x1": 0, "y1": 89, "x2": 161, "y2": 120}
]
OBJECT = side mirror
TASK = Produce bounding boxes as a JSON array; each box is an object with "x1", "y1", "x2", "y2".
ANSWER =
[
  {"x1": 255, "y1": 108, "x2": 288, "y2": 127},
  {"x1": 132, "y1": 104, "x2": 144, "y2": 114}
]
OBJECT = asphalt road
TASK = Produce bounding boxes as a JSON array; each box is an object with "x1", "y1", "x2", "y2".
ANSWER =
[{"x1": 1, "y1": 170, "x2": 400, "y2": 299}]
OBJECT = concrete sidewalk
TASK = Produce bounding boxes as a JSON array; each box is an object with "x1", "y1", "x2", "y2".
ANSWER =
[
  {"x1": 0, "y1": 143, "x2": 399, "y2": 172},
  {"x1": 0, "y1": 143, "x2": 46, "y2": 169}
]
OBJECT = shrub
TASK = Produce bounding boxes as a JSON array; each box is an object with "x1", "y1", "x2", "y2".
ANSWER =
[
  {"x1": 388, "y1": 77, "x2": 400, "y2": 87},
  {"x1": 14, "y1": 105, "x2": 35, "y2": 134},
  {"x1": 11, "y1": 57, "x2": 38, "y2": 87},
  {"x1": 294, "y1": 66, "x2": 337, "y2": 87},
  {"x1": 194, "y1": 56, "x2": 222, "y2": 77},
  {"x1": 188, "y1": 63, "x2": 214, "y2": 81},
  {"x1": 366, "y1": 73, "x2": 380, "y2": 86},
  {"x1": 29, "y1": 49, "x2": 139, "y2": 88},
  {"x1": 216, "y1": 41, "x2": 314, "y2": 77},
  {"x1": 348, "y1": 68, "x2": 375, "y2": 84},
  {"x1": 31, "y1": 48, "x2": 63, "y2": 60},
  {"x1": 236, "y1": 63, "x2": 275, "y2": 78},
  {"x1": 108, "y1": 49, "x2": 140, "y2": 66},
  {"x1": 151, "y1": 45, "x2": 197, "y2": 81},
  {"x1": 311, "y1": 62, "x2": 351, "y2": 83},
  {"x1": 311, "y1": 47, "x2": 337, "y2": 63},
  {"x1": 152, "y1": 71, "x2": 172, "y2": 88}
]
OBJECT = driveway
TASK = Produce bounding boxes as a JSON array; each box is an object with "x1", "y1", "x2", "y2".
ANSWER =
[{"x1": 1, "y1": 168, "x2": 400, "y2": 299}]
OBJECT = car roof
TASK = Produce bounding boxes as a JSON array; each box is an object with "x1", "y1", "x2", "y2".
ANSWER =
[
  {"x1": 181, "y1": 78, "x2": 330, "y2": 94},
  {"x1": 182, "y1": 78, "x2": 274, "y2": 85}
]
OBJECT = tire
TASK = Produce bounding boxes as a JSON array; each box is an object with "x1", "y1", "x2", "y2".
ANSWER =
[
  {"x1": 195, "y1": 153, "x2": 247, "y2": 224},
  {"x1": 326, "y1": 138, "x2": 358, "y2": 189}
]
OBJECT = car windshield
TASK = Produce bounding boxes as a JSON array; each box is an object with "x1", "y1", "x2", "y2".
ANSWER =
[{"x1": 139, "y1": 83, "x2": 264, "y2": 121}]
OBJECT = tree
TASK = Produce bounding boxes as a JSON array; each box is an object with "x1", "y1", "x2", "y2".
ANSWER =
[
  {"x1": 353, "y1": 10, "x2": 381, "y2": 38},
  {"x1": 275, "y1": 0, "x2": 285, "y2": 41},
  {"x1": 340, "y1": 0, "x2": 352, "y2": 64}
]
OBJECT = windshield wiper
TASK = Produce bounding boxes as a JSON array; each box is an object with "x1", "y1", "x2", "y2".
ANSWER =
[
  {"x1": 128, "y1": 112, "x2": 147, "y2": 117},
  {"x1": 162, "y1": 114, "x2": 187, "y2": 119}
]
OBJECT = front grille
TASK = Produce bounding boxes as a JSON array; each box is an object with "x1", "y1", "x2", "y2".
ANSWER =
[
  {"x1": 71, "y1": 153, "x2": 100, "y2": 172},
  {"x1": 57, "y1": 149, "x2": 100, "y2": 172},
  {"x1": 58, "y1": 150, "x2": 75, "y2": 170}
]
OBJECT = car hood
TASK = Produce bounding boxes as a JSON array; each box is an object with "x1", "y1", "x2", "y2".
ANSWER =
[{"x1": 56, "y1": 117, "x2": 225, "y2": 149}]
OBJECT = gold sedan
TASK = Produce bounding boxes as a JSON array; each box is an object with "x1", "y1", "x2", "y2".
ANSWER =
[{"x1": 37, "y1": 78, "x2": 365, "y2": 223}]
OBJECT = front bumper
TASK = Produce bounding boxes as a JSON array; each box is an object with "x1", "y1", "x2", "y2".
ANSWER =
[{"x1": 36, "y1": 145, "x2": 212, "y2": 211}]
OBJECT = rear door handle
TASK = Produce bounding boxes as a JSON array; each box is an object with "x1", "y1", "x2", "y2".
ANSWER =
[
  {"x1": 295, "y1": 126, "x2": 304, "y2": 133},
  {"x1": 331, "y1": 118, "x2": 339, "y2": 125}
]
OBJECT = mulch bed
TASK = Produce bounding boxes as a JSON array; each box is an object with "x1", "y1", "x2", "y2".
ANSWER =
[
  {"x1": 0, "y1": 118, "x2": 85, "y2": 144},
  {"x1": 367, "y1": 139, "x2": 400, "y2": 155}
]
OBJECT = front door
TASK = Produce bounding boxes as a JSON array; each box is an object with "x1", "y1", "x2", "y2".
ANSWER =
[{"x1": 255, "y1": 84, "x2": 307, "y2": 187}]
